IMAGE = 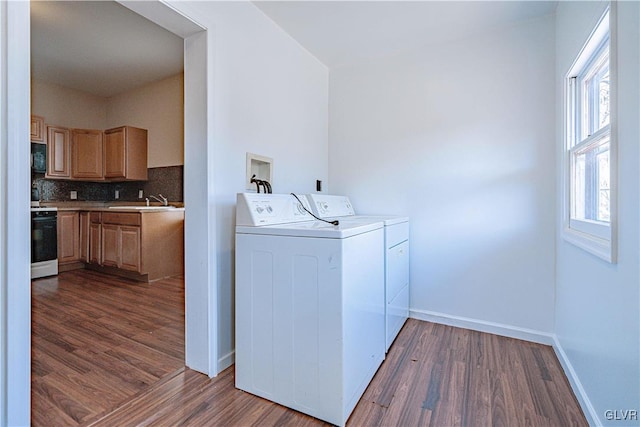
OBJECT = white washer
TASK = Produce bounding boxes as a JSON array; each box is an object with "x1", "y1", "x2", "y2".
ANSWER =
[
  {"x1": 235, "y1": 193, "x2": 385, "y2": 426},
  {"x1": 306, "y1": 194, "x2": 410, "y2": 352}
]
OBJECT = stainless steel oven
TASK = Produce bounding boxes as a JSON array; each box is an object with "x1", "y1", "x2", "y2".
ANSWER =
[{"x1": 31, "y1": 207, "x2": 58, "y2": 279}]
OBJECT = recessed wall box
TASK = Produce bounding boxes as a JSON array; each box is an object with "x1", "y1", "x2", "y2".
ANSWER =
[{"x1": 246, "y1": 152, "x2": 273, "y2": 191}]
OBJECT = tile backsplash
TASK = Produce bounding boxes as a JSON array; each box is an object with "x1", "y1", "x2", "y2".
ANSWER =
[{"x1": 32, "y1": 165, "x2": 184, "y2": 202}]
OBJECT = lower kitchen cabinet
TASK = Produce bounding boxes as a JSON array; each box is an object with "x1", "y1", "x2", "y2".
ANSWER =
[
  {"x1": 79, "y1": 211, "x2": 89, "y2": 262},
  {"x1": 57, "y1": 211, "x2": 80, "y2": 270},
  {"x1": 79, "y1": 211, "x2": 103, "y2": 265},
  {"x1": 89, "y1": 218, "x2": 102, "y2": 264},
  {"x1": 92, "y1": 210, "x2": 183, "y2": 282},
  {"x1": 53, "y1": 208, "x2": 183, "y2": 281},
  {"x1": 119, "y1": 226, "x2": 141, "y2": 272},
  {"x1": 101, "y1": 221, "x2": 141, "y2": 273},
  {"x1": 101, "y1": 223, "x2": 119, "y2": 268}
]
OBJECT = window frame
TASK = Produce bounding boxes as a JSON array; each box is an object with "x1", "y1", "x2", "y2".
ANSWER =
[{"x1": 562, "y1": 6, "x2": 617, "y2": 263}]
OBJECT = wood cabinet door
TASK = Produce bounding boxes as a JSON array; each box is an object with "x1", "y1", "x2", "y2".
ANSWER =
[
  {"x1": 31, "y1": 115, "x2": 45, "y2": 142},
  {"x1": 72, "y1": 129, "x2": 103, "y2": 179},
  {"x1": 122, "y1": 126, "x2": 148, "y2": 181},
  {"x1": 103, "y1": 126, "x2": 148, "y2": 181},
  {"x1": 103, "y1": 127, "x2": 126, "y2": 179},
  {"x1": 46, "y1": 126, "x2": 71, "y2": 178},
  {"x1": 57, "y1": 211, "x2": 79, "y2": 263},
  {"x1": 89, "y1": 222, "x2": 101, "y2": 264},
  {"x1": 101, "y1": 224, "x2": 119, "y2": 267},
  {"x1": 119, "y1": 226, "x2": 141, "y2": 272},
  {"x1": 79, "y1": 212, "x2": 90, "y2": 262}
]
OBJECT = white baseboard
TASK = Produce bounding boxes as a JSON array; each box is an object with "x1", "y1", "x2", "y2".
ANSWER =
[
  {"x1": 409, "y1": 308, "x2": 599, "y2": 426},
  {"x1": 409, "y1": 308, "x2": 555, "y2": 345},
  {"x1": 551, "y1": 336, "x2": 600, "y2": 426},
  {"x1": 218, "y1": 350, "x2": 235, "y2": 373}
]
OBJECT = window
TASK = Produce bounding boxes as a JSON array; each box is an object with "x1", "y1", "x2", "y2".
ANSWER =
[{"x1": 564, "y1": 9, "x2": 615, "y2": 262}]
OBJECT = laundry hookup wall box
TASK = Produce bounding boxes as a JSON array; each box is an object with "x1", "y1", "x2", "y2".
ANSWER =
[{"x1": 246, "y1": 152, "x2": 273, "y2": 191}]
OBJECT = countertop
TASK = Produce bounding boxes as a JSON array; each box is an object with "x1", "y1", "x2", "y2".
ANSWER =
[{"x1": 31, "y1": 201, "x2": 185, "y2": 213}]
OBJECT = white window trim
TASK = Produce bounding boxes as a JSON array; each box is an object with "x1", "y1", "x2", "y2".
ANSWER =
[{"x1": 561, "y1": 5, "x2": 617, "y2": 263}]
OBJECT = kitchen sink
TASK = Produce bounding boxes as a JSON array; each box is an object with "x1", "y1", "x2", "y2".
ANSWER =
[{"x1": 108, "y1": 206, "x2": 176, "y2": 210}]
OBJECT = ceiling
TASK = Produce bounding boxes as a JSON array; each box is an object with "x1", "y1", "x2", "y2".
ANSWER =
[
  {"x1": 31, "y1": 1, "x2": 184, "y2": 98},
  {"x1": 31, "y1": 1, "x2": 557, "y2": 97},
  {"x1": 253, "y1": 1, "x2": 558, "y2": 68}
]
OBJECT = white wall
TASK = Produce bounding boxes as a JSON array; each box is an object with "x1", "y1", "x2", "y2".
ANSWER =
[
  {"x1": 31, "y1": 79, "x2": 107, "y2": 129},
  {"x1": 169, "y1": 1, "x2": 329, "y2": 368},
  {"x1": 106, "y1": 74, "x2": 184, "y2": 167},
  {"x1": 329, "y1": 15, "x2": 557, "y2": 336},
  {"x1": 1, "y1": 1, "x2": 31, "y2": 424},
  {"x1": 555, "y1": 2, "x2": 640, "y2": 425}
]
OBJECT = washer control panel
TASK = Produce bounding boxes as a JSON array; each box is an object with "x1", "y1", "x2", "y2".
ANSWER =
[
  {"x1": 236, "y1": 193, "x2": 312, "y2": 226},
  {"x1": 306, "y1": 194, "x2": 355, "y2": 218}
]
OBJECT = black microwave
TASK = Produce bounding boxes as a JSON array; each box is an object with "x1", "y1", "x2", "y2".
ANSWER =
[{"x1": 31, "y1": 143, "x2": 46, "y2": 174}]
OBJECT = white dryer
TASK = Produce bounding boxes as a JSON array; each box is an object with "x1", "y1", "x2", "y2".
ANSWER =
[
  {"x1": 306, "y1": 194, "x2": 410, "y2": 352},
  {"x1": 235, "y1": 193, "x2": 385, "y2": 426}
]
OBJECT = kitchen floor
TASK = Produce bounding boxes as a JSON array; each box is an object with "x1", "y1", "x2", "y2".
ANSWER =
[
  {"x1": 32, "y1": 270, "x2": 587, "y2": 426},
  {"x1": 31, "y1": 269, "x2": 185, "y2": 426}
]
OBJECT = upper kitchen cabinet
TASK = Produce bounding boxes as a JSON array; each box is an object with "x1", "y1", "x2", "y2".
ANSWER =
[
  {"x1": 72, "y1": 129, "x2": 103, "y2": 180},
  {"x1": 104, "y1": 126, "x2": 148, "y2": 181},
  {"x1": 31, "y1": 115, "x2": 45, "y2": 143},
  {"x1": 46, "y1": 126, "x2": 71, "y2": 179},
  {"x1": 42, "y1": 125, "x2": 147, "y2": 182}
]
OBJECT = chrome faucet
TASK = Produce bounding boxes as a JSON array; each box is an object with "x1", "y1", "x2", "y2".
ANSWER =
[{"x1": 148, "y1": 194, "x2": 168, "y2": 206}]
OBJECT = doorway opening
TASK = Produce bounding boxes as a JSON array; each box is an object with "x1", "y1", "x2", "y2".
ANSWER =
[{"x1": 28, "y1": 1, "x2": 214, "y2": 424}]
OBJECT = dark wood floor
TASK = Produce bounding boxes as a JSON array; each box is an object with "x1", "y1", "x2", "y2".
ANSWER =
[
  {"x1": 32, "y1": 270, "x2": 587, "y2": 426},
  {"x1": 31, "y1": 269, "x2": 185, "y2": 426},
  {"x1": 353, "y1": 320, "x2": 587, "y2": 426}
]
